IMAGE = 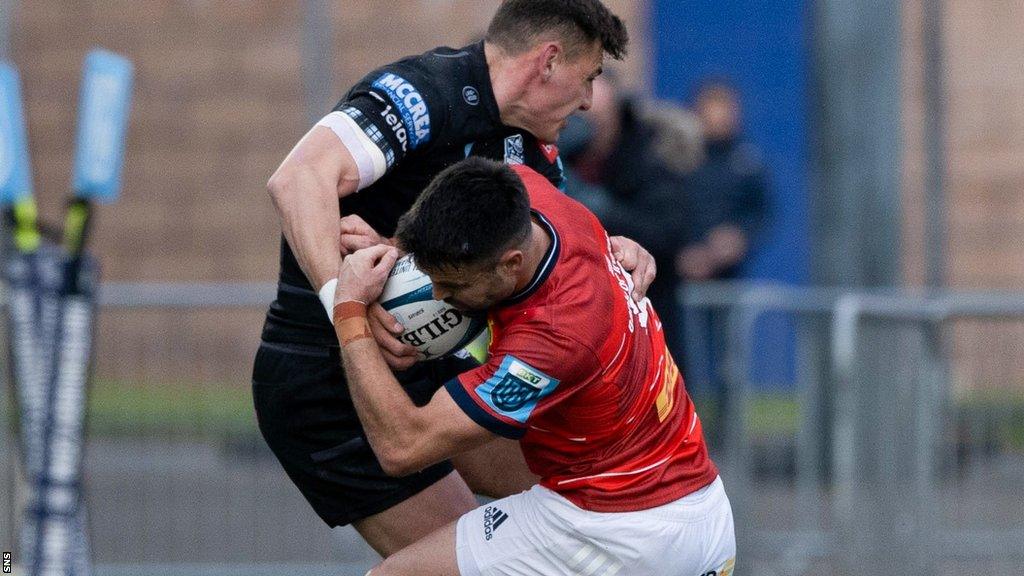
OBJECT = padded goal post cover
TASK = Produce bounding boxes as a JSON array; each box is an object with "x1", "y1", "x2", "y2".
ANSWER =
[
  {"x1": 0, "y1": 62, "x2": 34, "y2": 205},
  {"x1": 72, "y1": 49, "x2": 134, "y2": 203}
]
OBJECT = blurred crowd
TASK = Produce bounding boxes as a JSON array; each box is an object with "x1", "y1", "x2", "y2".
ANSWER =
[{"x1": 559, "y1": 76, "x2": 771, "y2": 368}]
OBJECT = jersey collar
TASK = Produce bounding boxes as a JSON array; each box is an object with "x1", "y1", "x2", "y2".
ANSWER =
[{"x1": 502, "y1": 210, "x2": 560, "y2": 306}]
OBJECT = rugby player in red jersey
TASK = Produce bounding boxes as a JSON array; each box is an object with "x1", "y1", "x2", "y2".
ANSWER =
[{"x1": 333, "y1": 157, "x2": 735, "y2": 576}]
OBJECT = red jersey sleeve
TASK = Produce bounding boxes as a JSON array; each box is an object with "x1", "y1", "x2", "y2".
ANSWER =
[{"x1": 444, "y1": 325, "x2": 595, "y2": 439}]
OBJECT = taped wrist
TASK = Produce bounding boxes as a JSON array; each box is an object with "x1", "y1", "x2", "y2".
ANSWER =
[
  {"x1": 318, "y1": 278, "x2": 338, "y2": 322},
  {"x1": 333, "y1": 301, "x2": 372, "y2": 347}
]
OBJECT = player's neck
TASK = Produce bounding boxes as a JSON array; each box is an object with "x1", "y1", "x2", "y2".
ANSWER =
[
  {"x1": 513, "y1": 219, "x2": 553, "y2": 293},
  {"x1": 485, "y1": 42, "x2": 532, "y2": 129}
]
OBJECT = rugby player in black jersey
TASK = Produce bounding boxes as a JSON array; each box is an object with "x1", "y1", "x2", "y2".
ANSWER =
[{"x1": 254, "y1": 0, "x2": 656, "y2": 556}]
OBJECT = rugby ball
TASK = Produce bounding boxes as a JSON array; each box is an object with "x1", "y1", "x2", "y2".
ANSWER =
[{"x1": 380, "y1": 254, "x2": 487, "y2": 361}]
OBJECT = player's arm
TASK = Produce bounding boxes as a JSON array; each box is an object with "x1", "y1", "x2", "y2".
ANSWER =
[
  {"x1": 267, "y1": 124, "x2": 418, "y2": 368},
  {"x1": 332, "y1": 245, "x2": 496, "y2": 476},
  {"x1": 341, "y1": 335, "x2": 496, "y2": 476},
  {"x1": 267, "y1": 63, "x2": 432, "y2": 301},
  {"x1": 267, "y1": 126, "x2": 360, "y2": 293},
  {"x1": 271, "y1": 65, "x2": 448, "y2": 359}
]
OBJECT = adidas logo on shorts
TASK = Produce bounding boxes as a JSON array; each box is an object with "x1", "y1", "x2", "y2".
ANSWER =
[{"x1": 483, "y1": 506, "x2": 509, "y2": 541}]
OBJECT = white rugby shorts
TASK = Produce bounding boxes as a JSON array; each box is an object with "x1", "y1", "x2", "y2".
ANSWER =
[{"x1": 455, "y1": 476, "x2": 736, "y2": 576}]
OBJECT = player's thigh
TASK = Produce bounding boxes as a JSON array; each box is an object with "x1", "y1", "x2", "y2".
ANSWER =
[
  {"x1": 252, "y1": 342, "x2": 461, "y2": 538},
  {"x1": 353, "y1": 470, "x2": 477, "y2": 558},
  {"x1": 369, "y1": 521, "x2": 461, "y2": 576},
  {"x1": 700, "y1": 479, "x2": 736, "y2": 575},
  {"x1": 456, "y1": 480, "x2": 737, "y2": 576},
  {"x1": 579, "y1": 476, "x2": 735, "y2": 576},
  {"x1": 451, "y1": 437, "x2": 538, "y2": 498},
  {"x1": 455, "y1": 487, "x2": 617, "y2": 576}
]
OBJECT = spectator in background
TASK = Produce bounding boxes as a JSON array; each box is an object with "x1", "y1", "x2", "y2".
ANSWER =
[
  {"x1": 676, "y1": 80, "x2": 769, "y2": 282},
  {"x1": 676, "y1": 80, "x2": 769, "y2": 438},
  {"x1": 561, "y1": 74, "x2": 704, "y2": 361}
]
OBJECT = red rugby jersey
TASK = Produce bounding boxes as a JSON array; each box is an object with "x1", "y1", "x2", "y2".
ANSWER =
[{"x1": 445, "y1": 164, "x2": 718, "y2": 512}]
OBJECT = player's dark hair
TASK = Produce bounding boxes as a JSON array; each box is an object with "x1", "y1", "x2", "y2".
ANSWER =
[
  {"x1": 486, "y1": 0, "x2": 629, "y2": 60},
  {"x1": 396, "y1": 157, "x2": 532, "y2": 273}
]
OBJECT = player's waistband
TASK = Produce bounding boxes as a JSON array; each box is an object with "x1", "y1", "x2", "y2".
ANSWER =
[
  {"x1": 261, "y1": 281, "x2": 336, "y2": 346},
  {"x1": 536, "y1": 476, "x2": 726, "y2": 520}
]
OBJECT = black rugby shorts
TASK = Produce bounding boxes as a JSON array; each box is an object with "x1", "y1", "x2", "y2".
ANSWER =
[{"x1": 251, "y1": 340, "x2": 477, "y2": 527}]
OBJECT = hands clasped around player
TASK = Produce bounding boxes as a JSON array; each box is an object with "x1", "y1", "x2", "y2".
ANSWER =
[
  {"x1": 339, "y1": 214, "x2": 394, "y2": 256},
  {"x1": 337, "y1": 218, "x2": 421, "y2": 368}
]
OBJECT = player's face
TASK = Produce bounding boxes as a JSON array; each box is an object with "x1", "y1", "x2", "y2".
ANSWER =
[
  {"x1": 429, "y1": 262, "x2": 517, "y2": 313},
  {"x1": 528, "y1": 41, "x2": 605, "y2": 143}
]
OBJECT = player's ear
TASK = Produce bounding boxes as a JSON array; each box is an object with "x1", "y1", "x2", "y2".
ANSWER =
[
  {"x1": 538, "y1": 42, "x2": 561, "y2": 81},
  {"x1": 498, "y1": 249, "x2": 524, "y2": 276}
]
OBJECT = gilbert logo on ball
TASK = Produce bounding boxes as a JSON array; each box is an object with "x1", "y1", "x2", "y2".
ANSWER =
[{"x1": 380, "y1": 254, "x2": 486, "y2": 360}]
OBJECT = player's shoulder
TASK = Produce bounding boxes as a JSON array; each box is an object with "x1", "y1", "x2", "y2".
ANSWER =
[
  {"x1": 505, "y1": 248, "x2": 608, "y2": 352},
  {"x1": 512, "y1": 162, "x2": 559, "y2": 191},
  {"x1": 355, "y1": 43, "x2": 484, "y2": 105},
  {"x1": 496, "y1": 316, "x2": 600, "y2": 381},
  {"x1": 349, "y1": 43, "x2": 501, "y2": 148},
  {"x1": 518, "y1": 168, "x2": 598, "y2": 239}
]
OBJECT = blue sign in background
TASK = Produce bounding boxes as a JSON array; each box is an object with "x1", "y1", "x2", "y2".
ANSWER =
[{"x1": 651, "y1": 0, "x2": 811, "y2": 387}]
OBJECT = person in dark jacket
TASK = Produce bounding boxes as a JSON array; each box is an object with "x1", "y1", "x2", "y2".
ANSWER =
[
  {"x1": 676, "y1": 80, "x2": 768, "y2": 282},
  {"x1": 676, "y1": 80, "x2": 770, "y2": 436},
  {"x1": 562, "y1": 74, "x2": 703, "y2": 362}
]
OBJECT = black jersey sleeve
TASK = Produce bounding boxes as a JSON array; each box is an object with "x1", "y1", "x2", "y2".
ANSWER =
[{"x1": 325, "y1": 59, "x2": 450, "y2": 187}]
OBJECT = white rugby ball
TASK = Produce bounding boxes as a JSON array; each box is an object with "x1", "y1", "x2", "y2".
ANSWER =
[{"x1": 380, "y1": 254, "x2": 487, "y2": 361}]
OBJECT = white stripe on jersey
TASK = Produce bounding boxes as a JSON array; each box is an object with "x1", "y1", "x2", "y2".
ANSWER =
[
  {"x1": 315, "y1": 111, "x2": 387, "y2": 190},
  {"x1": 603, "y1": 333, "x2": 627, "y2": 374},
  {"x1": 555, "y1": 454, "x2": 673, "y2": 487}
]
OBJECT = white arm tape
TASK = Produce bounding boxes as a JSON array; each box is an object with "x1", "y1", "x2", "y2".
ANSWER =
[
  {"x1": 318, "y1": 278, "x2": 338, "y2": 322},
  {"x1": 316, "y1": 111, "x2": 387, "y2": 190}
]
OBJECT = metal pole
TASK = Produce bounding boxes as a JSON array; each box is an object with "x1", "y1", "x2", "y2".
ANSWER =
[
  {"x1": 302, "y1": 0, "x2": 334, "y2": 126},
  {"x1": 0, "y1": 0, "x2": 17, "y2": 555},
  {"x1": 810, "y1": 0, "x2": 902, "y2": 287},
  {"x1": 922, "y1": 0, "x2": 947, "y2": 289}
]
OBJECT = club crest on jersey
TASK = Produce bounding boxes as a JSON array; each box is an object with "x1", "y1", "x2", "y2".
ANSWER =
[
  {"x1": 372, "y1": 73, "x2": 431, "y2": 150},
  {"x1": 492, "y1": 375, "x2": 541, "y2": 412},
  {"x1": 504, "y1": 134, "x2": 525, "y2": 165},
  {"x1": 463, "y1": 86, "x2": 480, "y2": 106},
  {"x1": 476, "y1": 356, "x2": 558, "y2": 423},
  {"x1": 539, "y1": 142, "x2": 559, "y2": 164}
]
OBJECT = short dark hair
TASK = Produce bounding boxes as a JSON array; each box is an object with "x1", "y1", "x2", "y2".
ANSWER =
[
  {"x1": 486, "y1": 0, "x2": 629, "y2": 60},
  {"x1": 396, "y1": 157, "x2": 532, "y2": 273}
]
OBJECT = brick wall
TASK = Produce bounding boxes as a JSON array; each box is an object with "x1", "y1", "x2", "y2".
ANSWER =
[
  {"x1": 944, "y1": 1, "x2": 1024, "y2": 289},
  {"x1": 903, "y1": 0, "x2": 1024, "y2": 289},
  {"x1": 11, "y1": 1, "x2": 645, "y2": 283},
  {"x1": 12, "y1": 1, "x2": 1018, "y2": 391},
  {"x1": 8, "y1": 0, "x2": 647, "y2": 384},
  {"x1": 902, "y1": 0, "x2": 1024, "y2": 392}
]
